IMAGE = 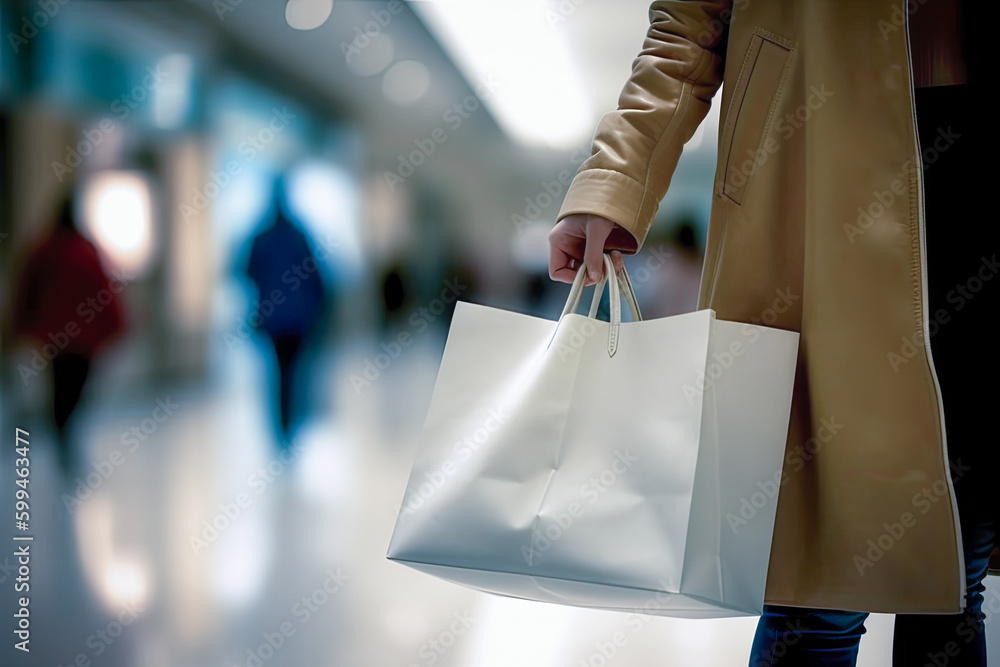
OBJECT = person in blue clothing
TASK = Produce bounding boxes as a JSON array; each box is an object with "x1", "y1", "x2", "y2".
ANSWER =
[{"x1": 245, "y1": 174, "x2": 328, "y2": 447}]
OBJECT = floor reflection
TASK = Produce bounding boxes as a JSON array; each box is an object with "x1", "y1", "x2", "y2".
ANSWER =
[{"x1": 5, "y1": 325, "x2": 998, "y2": 666}]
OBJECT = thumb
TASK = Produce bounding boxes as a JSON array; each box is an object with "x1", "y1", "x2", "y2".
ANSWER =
[{"x1": 584, "y1": 218, "x2": 612, "y2": 285}]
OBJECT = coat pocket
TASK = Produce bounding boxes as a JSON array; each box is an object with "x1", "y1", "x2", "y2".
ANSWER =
[{"x1": 718, "y1": 28, "x2": 793, "y2": 206}]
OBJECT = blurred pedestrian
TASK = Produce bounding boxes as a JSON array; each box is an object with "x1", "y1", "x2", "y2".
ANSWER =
[
  {"x1": 245, "y1": 174, "x2": 328, "y2": 448},
  {"x1": 378, "y1": 260, "x2": 411, "y2": 332},
  {"x1": 11, "y1": 192, "x2": 125, "y2": 474}
]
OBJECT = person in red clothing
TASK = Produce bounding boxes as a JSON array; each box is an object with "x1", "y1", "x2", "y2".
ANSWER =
[{"x1": 11, "y1": 192, "x2": 126, "y2": 473}]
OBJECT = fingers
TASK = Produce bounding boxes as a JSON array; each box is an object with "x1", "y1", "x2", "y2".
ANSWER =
[
  {"x1": 548, "y1": 215, "x2": 626, "y2": 285},
  {"x1": 549, "y1": 249, "x2": 576, "y2": 284},
  {"x1": 548, "y1": 239, "x2": 581, "y2": 284},
  {"x1": 548, "y1": 215, "x2": 586, "y2": 283},
  {"x1": 610, "y1": 250, "x2": 624, "y2": 274},
  {"x1": 583, "y1": 216, "x2": 613, "y2": 286}
]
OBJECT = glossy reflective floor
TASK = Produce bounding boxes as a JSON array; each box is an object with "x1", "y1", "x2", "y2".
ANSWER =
[{"x1": 3, "y1": 326, "x2": 999, "y2": 667}]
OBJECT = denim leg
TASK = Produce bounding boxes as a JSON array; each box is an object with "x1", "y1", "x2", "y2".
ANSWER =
[
  {"x1": 891, "y1": 496, "x2": 997, "y2": 667},
  {"x1": 749, "y1": 604, "x2": 869, "y2": 666},
  {"x1": 891, "y1": 81, "x2": 998, "y2": 667}
]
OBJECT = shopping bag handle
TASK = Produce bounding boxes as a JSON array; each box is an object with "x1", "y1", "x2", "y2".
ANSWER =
[
  {"x1": 588, "y1": 259, "x2": 643, "y2": 323},
  {"x1": 561, "y1": 254, "x2": 642, "y2": 323},
  {"x1": 552, "y1": 254, "x2": 642, "y2": 358}
]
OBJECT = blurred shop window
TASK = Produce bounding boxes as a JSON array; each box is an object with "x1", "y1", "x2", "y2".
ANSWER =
[
  {"x1": 152, "y1": 53, "x2": 196, "y2": 130},
  {"x1": 80, "y1": 170, "x2": 156, "y2": 278},
  {"x1": 34, "y1": 6, "x2": 201, "y2": 131}
]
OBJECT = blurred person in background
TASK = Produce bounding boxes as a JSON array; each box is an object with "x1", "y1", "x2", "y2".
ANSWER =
[
  {"x1": 245, "y1": 174, "x2": 328, "y2": 450},
  {"x1": 631, "y1": 218, "x2": 702, "y2": 320},
  {"x1": 549, "y1": 1, "x2": 991, "y2": 665},
  {"x1": 10, "y1": 191, "x2": 125, "y2": 475},
  {"x1": 378, "y1": 259, "x2": 412, "y2": 332}
]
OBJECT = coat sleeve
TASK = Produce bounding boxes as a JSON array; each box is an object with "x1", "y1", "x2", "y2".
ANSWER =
[{"x1": 556, "y1": 0, "x2": 730, "y2": 253}]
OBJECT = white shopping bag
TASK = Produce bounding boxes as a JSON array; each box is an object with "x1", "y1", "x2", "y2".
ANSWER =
[{"x1": 387, "y1": 255, "x2": 799, "y2": 617}]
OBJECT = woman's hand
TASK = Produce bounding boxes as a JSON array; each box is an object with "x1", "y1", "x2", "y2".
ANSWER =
[{"x1": 548, "y1": 214, "x2": 626, "y2": 286}]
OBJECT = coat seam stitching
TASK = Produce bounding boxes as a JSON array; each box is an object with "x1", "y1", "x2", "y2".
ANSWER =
[{"x1": 634, "y1": 79, "x2": 693, "y2": 235}]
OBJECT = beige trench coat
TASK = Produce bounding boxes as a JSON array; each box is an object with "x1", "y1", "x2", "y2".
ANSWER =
[{"x1": 556, "y1": 0, "x2": 964, "y2": 613}]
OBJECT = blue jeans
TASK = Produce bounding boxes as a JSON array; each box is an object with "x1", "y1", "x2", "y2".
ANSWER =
[
  {"x1": 747, "y1": 507, "x2": 995, "y2": 666},
  {"x1": 750, "y1": 81, "x2": 997, "y2": 666}
]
